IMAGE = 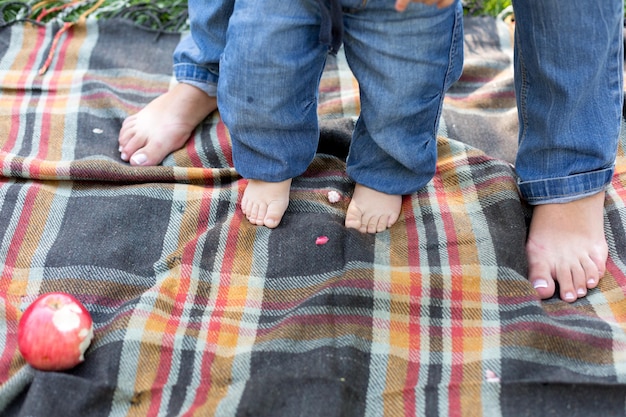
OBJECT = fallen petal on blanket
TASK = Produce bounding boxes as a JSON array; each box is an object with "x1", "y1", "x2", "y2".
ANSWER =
[
  {"x1": 316, "y1": 236, "x2": 330, "y2": 245},
  {"x1": 485, "y1": 370, "x2": 500, "y2": 383},
  {"x1": 327, "y1": 190, "x2": 341, "y2": 203}
]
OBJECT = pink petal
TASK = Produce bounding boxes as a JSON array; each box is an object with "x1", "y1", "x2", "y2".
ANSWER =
[
  {"x1": 327, "y1": 191, "x2": 341, "y2": 203},
  {"x1": 485, "y1": 370, "x2": 500, "y2": 382},
  {"x1": 316, "y1": 236, "x2": 329, "y2": 245}
]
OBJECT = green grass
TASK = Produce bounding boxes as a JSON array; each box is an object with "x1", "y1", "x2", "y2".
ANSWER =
[
  {"x1": 463, "y1": 0, "x2": 511, "y2": 16},
  {"x1": 0, "y1": 0, "x2": 188, "y2": 30}
]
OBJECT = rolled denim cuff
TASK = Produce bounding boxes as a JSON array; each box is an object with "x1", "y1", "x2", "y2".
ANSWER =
[
  {"x1": 174, "y1": 63, "x2": 218, "y2": 97},
  {"x1": 517, "y1": 165, "x2": 614, "y2": 205}
]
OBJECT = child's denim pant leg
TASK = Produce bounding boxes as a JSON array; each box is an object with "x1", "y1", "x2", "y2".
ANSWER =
[
  {"x1": 342, "y1": 0, "x2": 464, "y2": 195},
  {"x1": 172, "y1": 0, "x2": 234, "y2": 97},
  {"x1": 512, "y1": 0, "x2": 624, "y2": 204},
  {"x1": 219, "y1": 0, "x2": 464, "y2": 193},
  {"x1": 218, "y1": 0, "x2": 330, "y2": 182}
]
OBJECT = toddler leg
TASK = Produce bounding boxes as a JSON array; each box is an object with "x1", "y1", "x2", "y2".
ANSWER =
[
  {"x1": 219, "y1": 0, "x2": 328, "y2": 228},
  {"x1": 342, "y1": 0, "x2": 463, "y2": 233}
]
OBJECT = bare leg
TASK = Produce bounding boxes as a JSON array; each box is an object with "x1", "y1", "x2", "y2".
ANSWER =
[
  {"x1": 526, "y1": 191, "x2": 608, "y2": 302},
  {"x1": 241, "y1": 179, "x2": 292, "y2": 229},
  {"x1": 118, "y1": 83, "x2": 217, "y2": 166},
  {"x1": 345, "y1": 184, "x2": 402, "y2": 234}
]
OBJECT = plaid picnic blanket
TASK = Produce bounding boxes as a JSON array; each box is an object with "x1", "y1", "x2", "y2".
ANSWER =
[{"x1": 1, "y1": 15, "x2": 626, "y2": 417}]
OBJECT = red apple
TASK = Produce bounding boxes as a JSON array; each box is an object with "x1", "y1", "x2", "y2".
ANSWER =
[{"x1": 18, "y1": 292, "x2": 94, "y2": 371}]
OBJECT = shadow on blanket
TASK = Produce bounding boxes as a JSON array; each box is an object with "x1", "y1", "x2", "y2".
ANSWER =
[{"x1": 1, "y1": 16, "x2": 626, "y2": 417}]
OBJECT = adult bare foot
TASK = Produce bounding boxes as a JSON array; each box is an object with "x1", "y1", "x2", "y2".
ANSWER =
[
  {"x1": 526, "y1": 191, "x2": 608, "y2": 302},
  {"x1": 345, "y1": 183, "x2": 402, "y2": 233},
  {"x1": 241, "y1": 179, "x2": 292, "y2": 228},
  {"x1": 118, "y1": 83, "x2": 217, "y2": 166}
]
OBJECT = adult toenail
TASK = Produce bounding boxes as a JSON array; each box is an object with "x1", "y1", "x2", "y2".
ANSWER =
[
  {"x1": 564, "y1": 292, "x2": 576, "y2": 301},
  {"x1": 587, "y1": 278, "x2": 596, "y2": 286},
  {"x1": 577, "y1": 288, "x2": 586, "y2": 296},
  {"x1": 131, "y1": 154, "x2": 148, "y2": 165},
  {"x1": 533, "y1": 279, "x2": 548, "y2": 289}
]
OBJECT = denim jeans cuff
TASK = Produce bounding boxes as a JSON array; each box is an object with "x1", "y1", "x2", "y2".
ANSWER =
[
  {"x1": 174, "y1": 63, "x2": 218, "y2": 97},
  {"x1": 517, "y1": 165, "x2": 614, "y2": 205}
]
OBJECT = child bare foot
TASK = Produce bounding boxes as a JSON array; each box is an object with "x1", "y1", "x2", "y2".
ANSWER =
[
  {"x1": 345, "y1": 184, "x2": 402, "y2": 233},
  {"x1": 118, "y1": 83, "x2": 217, "y2": 166},
  {"x1": 526, "y1": 191, "x2": 608, "y2": 302},
  {"x1": 241, "y1": 179, "x2": 292, "y2": 228}
]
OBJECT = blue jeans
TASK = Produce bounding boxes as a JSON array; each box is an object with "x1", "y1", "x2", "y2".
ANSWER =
[
  {"x1": 172, "y1": 0, "x2": 234, "y2": 97},
  {"x1": 512, "y1": 0, "x2": 624, "y2": 204},
  {"x1": 174, "y1": 0, "x2": 464, "y2": 195}
]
